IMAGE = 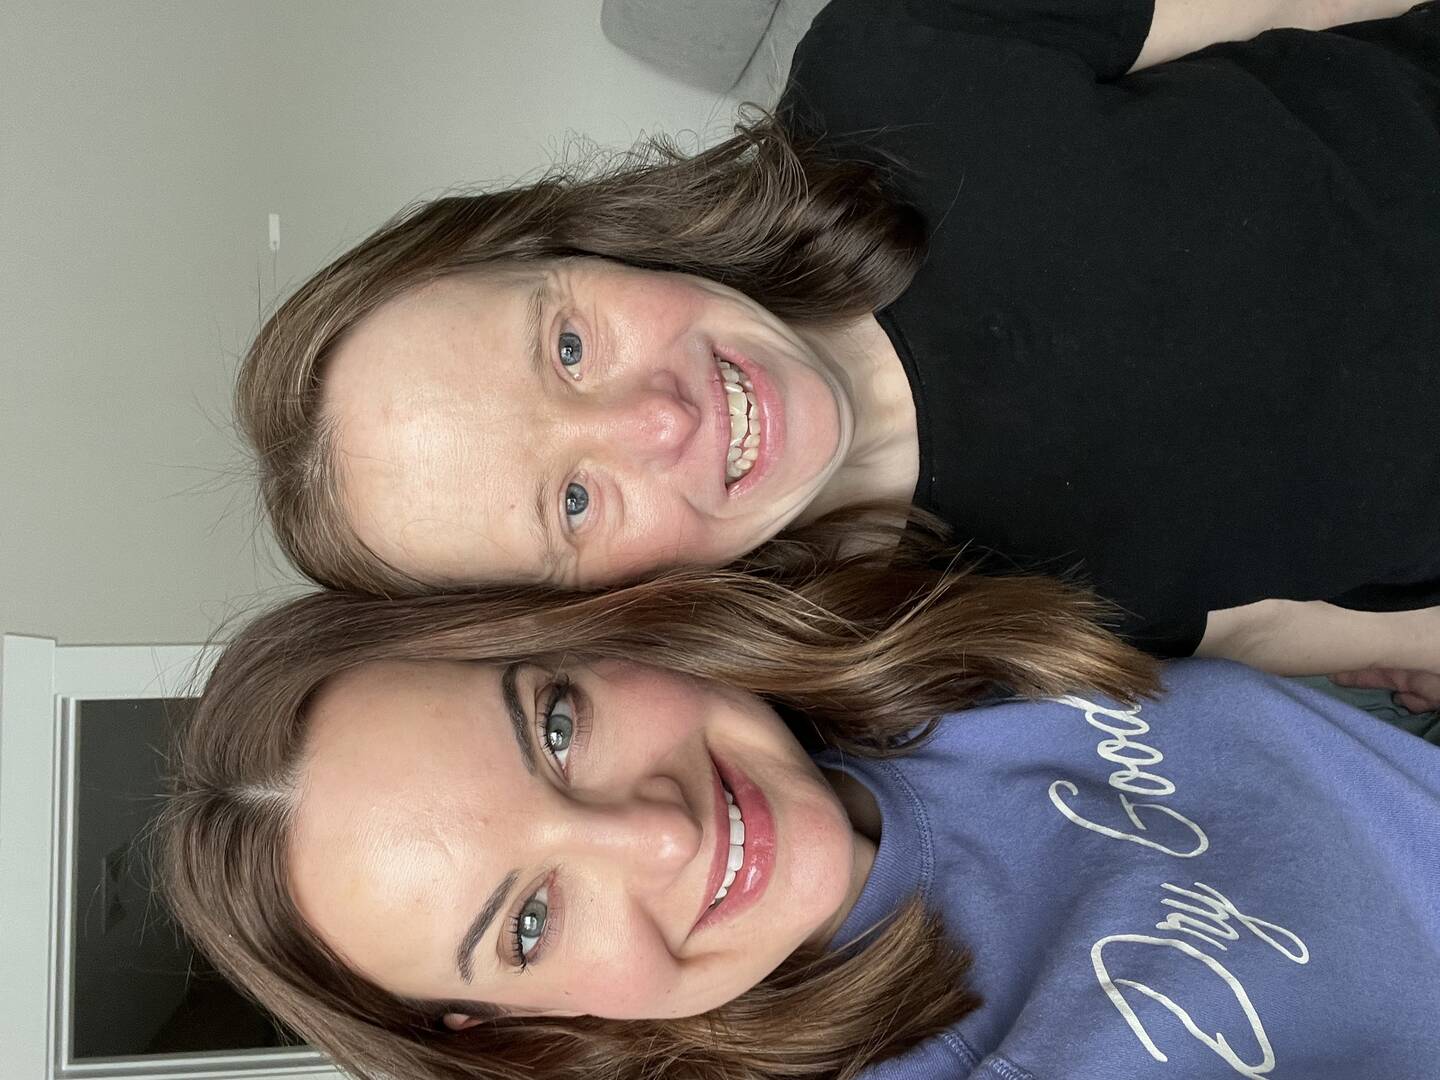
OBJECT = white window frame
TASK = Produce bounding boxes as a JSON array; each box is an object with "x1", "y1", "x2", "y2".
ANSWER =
[{"x1": 1, "y1": 634, "x2": 340, "y2": 1080}]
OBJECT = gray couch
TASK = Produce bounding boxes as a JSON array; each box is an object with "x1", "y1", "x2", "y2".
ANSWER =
[{"x1": 601, "y1": 0, "x2": 829, "y2": 103}]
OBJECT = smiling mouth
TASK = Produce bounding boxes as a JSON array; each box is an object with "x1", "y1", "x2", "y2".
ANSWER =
[
  {"x1": 718, "y1": 358, "x2": 761, "y2": 484},
  {"x1": 709, "y1": 783, "x2": 747, "y2": 907}
]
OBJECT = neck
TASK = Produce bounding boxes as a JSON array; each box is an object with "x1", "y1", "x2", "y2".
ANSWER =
[{"x1": 795, "y1": 314, "x2": 919, "y2": 525}]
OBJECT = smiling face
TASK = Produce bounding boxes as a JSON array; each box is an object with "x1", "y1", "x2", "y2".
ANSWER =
[
  {"x1": 321, "y1": 259, "x2": 856, "y2": 587},
  {"x1": 286, "y1": 659, "x2": 870, "y2": 1022}
]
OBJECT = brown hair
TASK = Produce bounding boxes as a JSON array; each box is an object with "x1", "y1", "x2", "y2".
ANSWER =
[
  {"x1": 237, "y1": 109, "x2": 925, "y2": 594},
  {"x1": 158, "y1": 532, "x2": 1158, "y2": 1080}
]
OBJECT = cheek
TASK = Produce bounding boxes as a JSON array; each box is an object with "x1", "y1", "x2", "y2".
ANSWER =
[
  {"x1": 560, "y1": 926, "x2": 687, "y2": 1019},
  {"x1": 608, "y1": 668, "x2": 713, "y2": 736},
  {"x1": 631, "y1": 279, "x2": 708, "y2": 331},
  {"x1": 779, "y1": 789, "x2": 856, "y2": 924},
  {"x1": 605, "y1": 291, "x2": 699, "y2": 368},
  {"x1": 605, "y1": 497, "x2": 719, "y2": 573}
]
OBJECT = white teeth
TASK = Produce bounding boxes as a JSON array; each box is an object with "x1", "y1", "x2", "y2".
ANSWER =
[
  {"x1": 717, "y1": 357, "x2": 762, "y2": 485},
  {"x1": 711, "y1": 784, "x2": 746, "y2": 908}
]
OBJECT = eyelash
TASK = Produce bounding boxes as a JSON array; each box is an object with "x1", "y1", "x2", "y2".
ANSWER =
[
  {"x1": 505, "y1": 673, "x2": 586, "y2": 972},
  {"x1": 552, "y1": 321, "x2": 594, "y2": 536},
  {"x1": 507, "y1": 876, "x2": 558, "y2": 972},
  {"x1": 537, "y1": 675, "x2": 587, "y2": 776}
]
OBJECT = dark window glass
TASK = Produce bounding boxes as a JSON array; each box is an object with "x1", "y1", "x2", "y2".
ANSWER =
[{"x1": 70, "y1": 698, "x2": 303, "y2": 1059}]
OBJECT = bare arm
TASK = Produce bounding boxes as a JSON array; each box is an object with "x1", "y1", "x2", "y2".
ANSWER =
[
  {"x1": 1196, "y1": 599, "x2": 1440, "y2": 679},
  {"x1": 1132, "y1": 0, "x2": 1418, "y2": 71}
]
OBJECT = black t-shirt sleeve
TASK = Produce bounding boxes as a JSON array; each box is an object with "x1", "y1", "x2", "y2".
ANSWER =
[
  {"x1": 1116, "y1": 609, "x2": 1207, "y2": 660},
  {"x1": 812, "y1": 0, "x2": 1155, "y2": 81}
]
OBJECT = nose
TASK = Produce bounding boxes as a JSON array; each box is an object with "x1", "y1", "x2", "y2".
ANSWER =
[
  {"x1": 583, "y1": 372, "x2": 700, "y2": 466},
  {"x1": 560, "y1": 775, "x2": 702, "y2": 890}
]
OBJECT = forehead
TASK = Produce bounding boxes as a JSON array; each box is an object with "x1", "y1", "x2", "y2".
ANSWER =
[
  {"x1": 294, "y1": 660, "x2": 517, "y2": 845},
  {"x1": 328, "y1": 267, "x2": 538, "y2": 433},
  {"x1": 321, "y1": 269, "x2": 548, "y2": 583},
  {"x1": 288, "y1": 661, "x2": 518, "y2": 984},
  {"x1": 353, "y1": 265, "x2": 536, "y2": 345},
  {"x1": 305, "y1": 658, "x2": 497, "y2": 753}
]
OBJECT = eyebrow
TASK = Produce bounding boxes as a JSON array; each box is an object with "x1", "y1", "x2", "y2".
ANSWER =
[
  {"x1": 530, "y1": 479, "x2": 566, "y2": 583},
  {"x1": 501, "y1": 660, "x2": 536, "y2": 776},
  {"x1": 455, "y1": 869, "x2": 519, "y2": 983},
  {"x1": 453, "y1": 662, "x2": 537, "y2": 983},
  {"x1": 521, "y1": 277, "x2": 567, "y2": 583},
  {"x1": 524, "y1": 277, "x2": 548, "y2": 377}
]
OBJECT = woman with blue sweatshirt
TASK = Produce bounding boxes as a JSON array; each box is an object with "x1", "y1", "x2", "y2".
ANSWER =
[{"x1": 159, "y1": 568, "x2": 1439, "y2": 1079}]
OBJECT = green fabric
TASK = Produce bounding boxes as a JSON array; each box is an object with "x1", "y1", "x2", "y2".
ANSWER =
[{"x1": 1293, "y1": 675, "x2": 1440, "y2": 744}]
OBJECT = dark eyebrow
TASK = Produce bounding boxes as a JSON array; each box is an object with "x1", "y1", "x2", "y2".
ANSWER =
[
  {"x1": 455, "y1": 869, "x2": 519, "y2": 983},
  {"x1": 452, "y1": 661, "x2": 538, "y2": 983},
  {"x1": 501, "y1": 661, "x2": 536, "y2": 776}
]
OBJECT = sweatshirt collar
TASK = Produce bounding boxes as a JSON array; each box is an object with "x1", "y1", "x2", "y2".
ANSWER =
[{"x1": 812, "y1": 748, "x2": 934, "y2": 949}]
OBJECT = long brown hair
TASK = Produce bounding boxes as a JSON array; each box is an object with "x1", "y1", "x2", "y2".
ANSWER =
[
  {"x1": 237, "y1": 109, "x2": 925, "y2": 595},
  {"x1": 159, "y1": 537, "x2": 1158, "y2": 1080}
]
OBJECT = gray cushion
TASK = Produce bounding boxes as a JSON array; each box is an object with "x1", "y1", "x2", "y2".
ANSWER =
[
  {"x1": 730, "y1": 0, "x2": 829, "y2": 105},
  {"x1": 600, "y1": 0, "x2": 781, "y2": 94},
  {"x1": 600, "y1": 0, "x2": 830, "y2": 103}
]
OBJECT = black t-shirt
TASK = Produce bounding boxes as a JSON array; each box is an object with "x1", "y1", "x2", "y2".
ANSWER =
[{"x1": 780, "y1": 0, "x2": 1440, "y2": 656}]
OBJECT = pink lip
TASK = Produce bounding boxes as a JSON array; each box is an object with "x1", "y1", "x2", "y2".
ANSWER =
[
  {"x1": 693, "y1": 753, "x2": 776, "y2": 935},
  {"x1": 713, "y1": 344, "x2": 783, "y2": 499},
  {"x1": 707, "y1": 360, "x2": 735, "y2": 496},
  {"x1": 693, "y1": 760, "x2": 732, "y2": 933}
]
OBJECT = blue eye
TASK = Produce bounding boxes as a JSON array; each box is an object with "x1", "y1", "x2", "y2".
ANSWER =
[
  {"x1": 542, "y1": 691, "x2": 575, "y2": 770},
  {"x1": 564, "y1": 482, "x2": 589, "y2": 526},
  {"x1": 512, "y1": 885, "x2": 549, "y2": 967},
  {"x1": 558, "y1": 330, "x2": 583, "y2": 368}
]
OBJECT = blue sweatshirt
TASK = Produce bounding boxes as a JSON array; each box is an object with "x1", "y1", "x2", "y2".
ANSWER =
[{"x1": 818, "y1": 660, "x2": 1440, "y2": 1079}]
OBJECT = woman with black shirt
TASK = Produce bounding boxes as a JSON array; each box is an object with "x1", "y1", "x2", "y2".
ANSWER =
[{"x1": 237, "y1": 0, "x2": 1439, "y2": 690}]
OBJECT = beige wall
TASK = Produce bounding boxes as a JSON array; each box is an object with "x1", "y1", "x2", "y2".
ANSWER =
[{"x1": 0, "y1": 0, "x2": 735, "y2": 645}]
